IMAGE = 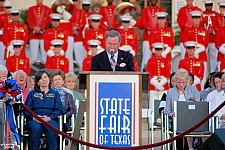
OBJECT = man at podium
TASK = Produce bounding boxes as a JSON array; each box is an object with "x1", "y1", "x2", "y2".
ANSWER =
[{"x1": 90, "y1": 30, "x2": 135, "y2": 71}]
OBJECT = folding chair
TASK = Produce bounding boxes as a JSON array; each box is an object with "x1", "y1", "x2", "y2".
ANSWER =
[
  {"x1": 172, "y1": 101, "x2": 212, "y2": 150},
  {"x1": 150, "y1": 99, "x2": 167, "y2": 150}
]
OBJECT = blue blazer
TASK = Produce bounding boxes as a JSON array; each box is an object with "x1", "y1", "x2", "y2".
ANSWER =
[{"x1": 90, "y1": 50, "x2": 135, "y2": 71}]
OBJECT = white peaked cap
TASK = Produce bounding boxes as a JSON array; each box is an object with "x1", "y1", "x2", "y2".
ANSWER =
[
  {"x1": 88, "y1": 40, "x2": 101, "y2": 46},
  {"x1": 203, "y1": 0, "x2": 214, "y2": 4},
  {"x1": 190, "y1": 11, "x2": 203, "y2": 17},
  {"x1": 120, "y1": 14, "x2": 133, "y2": 21},
  {"x1": 50, "y1": 13, "x2": 62, "y2": 20},
  {"x1": 81, "y1": 0, "x2": 93, "y2": 4},
  {"x1": 10, "y1": 8, "x2": 20, "y2": 14},
  {"x1": 4, "y1": 1, "x2": 12, "y2": 7},
  {"x1": 218, "y1": 1, "x2": 225, "y2": 6},
  {"x1": 120, "y1": 45, "x2": 132, "y2": 51},
  {"x1": 51, "y1": 39, "x2": 64, "y2": 46},
  {"x1": 10, "y1": 40, "x2": 24, "y2": 46},
  {"x1": 89, "y1": 14, "x2": 102, "y2": 20},
  {"x1": 184, "y1": 41, "x2": 197, "y2": 47},
  {"x1": 152, "y1": 43, "x2": 165, "y2": 49},
  {"x1": 155, "y1": 12, "x2": 168, "y2": 17}
]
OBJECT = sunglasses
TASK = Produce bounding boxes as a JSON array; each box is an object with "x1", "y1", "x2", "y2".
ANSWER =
[
  {"x1": 92, "y1": 19, "x2": 100, "y2": 22},
  {"x1": 11, "y1": 13, "x2": 19, "y2": 16},
  {"x1": 13, "y1": 45, "x2": 22, "y2": 48}
]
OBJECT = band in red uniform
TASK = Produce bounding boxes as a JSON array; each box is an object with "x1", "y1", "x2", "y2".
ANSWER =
[
  {"x1": 146, "y1": 42, "x2": 171, "y2": 120},
  {"x1": 177, "y1": 0, "x2": 202, "y2": 59},
  {"x1": 179, "y1": 41, "x2": 204, "y2": 91},
  {"x1": 84, "y1": 14, "x2": 107, "y2": 52},
  {"x1": 43, "y1": 14, "x2": 68, "y2": 58},
  {"x1": 117, "y1": 14, "x2": 139, "y2": 71},
  {"x1": 140, "y1": 0, "x2": 165, "y2": 71},
  {"x1": 82, "y1": 40, "x2": 101, "y2": 71},
  {"x1": 6, "y1": 40, "x2": 30, "y2": 75},
  {"x1": 45, "y1": 39, "x2": 69, "y2": 73},
  {"x1": 149, "y1": 12, "x2": 174, "y2": 62},
  {"x1": 0, "y1": 1, "x2": 11, "y2": 64},
  {"x1": 202, "y1": 0, "x2": 219, "y2": 72},
  {"x1": 216, "y1": 2, "x2": 225, "y2": 28},
  {"x1": 3, "y1": 8, "x2": 28, "y2": 59},
  {"x1": 27, "y1": 0, "x2": 51, "y2": 63}
]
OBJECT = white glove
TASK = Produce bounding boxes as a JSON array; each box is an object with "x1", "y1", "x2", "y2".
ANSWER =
[
  {"x1": 104, "y1": 21, "x2": 108, "y2": 26},
  {"x1": 194, "y1": 45, "x2": 205, "y2": 59},
  {"x1": 0, "y1": 30, "x2": 3, "y2": 35},
  {"x1": 150, "y1": 76, "x2": 159, "y2": 87},
  {"x1": 60, "y1": 50, "x2": 65, "y2": 56},
  {"x1": 7, "y1": 45, "x2": 14, "y2": 56},
  {"x1": 56, "y1": 6, "x2": 65, "y2": 14},
  {"x1": 219, "y1": 45, "x2": 225, "y2": 54},
  {"x1": 130, "y1": 19, "x2": 136, "y2": 27},
  {"x1": 47, "y1": 49, "x2": 54, "y2": 57},
  {"x1": 171, "y1": 48, "x2": 181, "y2": 58},
  {"x1": 156, "y1": 76, "x2": 167, "y2": 91},
  {"x1": 161, "y1": 47, "x2": 171, "y2": 58},
  {"x1": 193, "y1": 76, "x2": 201, "y2": 86},
  {"x1": 130, "y1": 49, "x2": 136, "y2": 56},
  {"x1": 62, "y1": 11, "x2": 72, "y2": 21},
  {"x1": 88, "y1": 50, "x2": 92, "y2": 56}
]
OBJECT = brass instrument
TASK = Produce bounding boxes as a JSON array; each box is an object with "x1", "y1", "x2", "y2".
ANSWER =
[
  {"x1": 51, "y1": 0, "x2": 74, "y2": 15},
  {"x1": 90, "y1": 2, "x2": 102, "y2": 14}
]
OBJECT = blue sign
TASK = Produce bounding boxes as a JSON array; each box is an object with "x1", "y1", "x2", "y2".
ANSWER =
[{"x1": 97, "y1": 82, "x2": 133, "y2": 146}]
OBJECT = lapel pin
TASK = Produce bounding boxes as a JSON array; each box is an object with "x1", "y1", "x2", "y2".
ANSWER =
[{"x1": 121, "y1": 58, "x2": 123, "y2": 60}]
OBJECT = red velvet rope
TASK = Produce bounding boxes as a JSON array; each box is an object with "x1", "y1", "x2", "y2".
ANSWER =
[{"x1": 19, "y1": 100, "x2": 225, "y2": 149}]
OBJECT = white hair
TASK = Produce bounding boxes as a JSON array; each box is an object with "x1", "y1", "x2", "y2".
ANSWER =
[
  {"x1": 0, "y1": 65, "x2": 8, "y2": 74},
  {"x1": 13, "y1": 70, "x2": 27, "y2": 78}
]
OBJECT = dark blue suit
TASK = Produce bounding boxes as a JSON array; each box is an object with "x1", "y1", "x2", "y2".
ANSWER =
[{"x1": 90, "y1": 50, "x2": 135, "y2": 71}]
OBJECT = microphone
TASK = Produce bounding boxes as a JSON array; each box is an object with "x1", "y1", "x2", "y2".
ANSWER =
[{"x1": 110, "y1": 49, "x2": 114, "y2": 60}]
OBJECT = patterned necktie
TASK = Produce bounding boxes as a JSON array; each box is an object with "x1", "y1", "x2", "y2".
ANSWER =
[{"x1": 110, "y1": 54, "x2": 115, "y2": 71}]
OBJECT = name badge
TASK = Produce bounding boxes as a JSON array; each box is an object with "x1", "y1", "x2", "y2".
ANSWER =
[
  {"x1": 46, "y1": 93, "x2": 55, "y2": 98},
  {"x1": 34, "y1": 93, "x2": 43, "y2": 100}
]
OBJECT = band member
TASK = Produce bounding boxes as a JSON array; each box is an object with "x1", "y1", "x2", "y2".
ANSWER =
[
  {"x1": 217, "y1": 2, "x2": 225, "y2": 28},
  {"x1": 117, "y1": 14, "x2": 139, "y2": 71},
  {"x1": 57, "y1": 0, "x2": 86, "y2": 70},
  {"x1": 177, "y1": 0, "x2": 202, "y2": 59},
  {"x1": 183, "y1": 10, "x2": 209, "y2": 90},
  {"x1": 140, "y1": 0, "x2": 165, "y2": 71},
  {"x1": 3, "y1": 8, "x2": 28, "y2": 59},
  {"x1": 146, "y1": 43, "x2": 171, "y2": 124},
  {"x1": 215, "y1": 11, "x2": 225, "y2": 71},
  {"x1": 27, "y1": 0, "x2": 51, "y2": 63},
  {"x1": 149, "y1": 11, "x2": 174, "y2": 62},
  {"x1": 5, "y1": 40, "x2": 30, "y2": 75},
  {"x1": 82, "y1": 39, "x2": 101, "y2": 71},
  {"x1": 81, "y1": 0, "x2": 93, "y2": 27},
  {"x1": 45, "y1": 39, "x2": 69, "y2": 73},
  {"x1": 179, "y1": 41, "x2": 204, "y2": 91},
  {"x1": 203, "y1": 0, "x2": 219, "y2": 72},
  {"x1": 43, "y1": 14, "x2": 68, "y2": 58},
  {"x1": 99, "y1": 0, "x2": 118, "y2": 30},
  {"x1": 84, "y1": 14, "x2": 107, "y2": 52},
  {"x1": 0, "y1": 1, "x2": 12, "y2": 64}
]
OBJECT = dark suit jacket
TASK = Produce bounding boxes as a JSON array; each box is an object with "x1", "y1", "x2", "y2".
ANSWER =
[{"x1": 90, "y1": 50, "x2": 135, "y2": 71}]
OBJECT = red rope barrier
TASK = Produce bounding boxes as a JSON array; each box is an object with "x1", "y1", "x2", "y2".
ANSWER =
[{"x1": 19, "y1": 100, "x2": 225, "y2": 149}]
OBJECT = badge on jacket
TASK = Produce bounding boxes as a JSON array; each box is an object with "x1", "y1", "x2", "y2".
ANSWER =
[{"x1": 34, "y1": 93, "x2": 43, "y2": 99}]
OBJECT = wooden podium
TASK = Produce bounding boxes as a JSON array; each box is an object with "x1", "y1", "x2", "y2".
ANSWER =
[{"x1": 79, "y1": 71, "x2": 148, "y2": 149}]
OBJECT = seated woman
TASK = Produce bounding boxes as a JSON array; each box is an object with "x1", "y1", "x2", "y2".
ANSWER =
[
  {"x1": 165, "y1": 68, "x2": 200, "y2": 150},
  {"x1": 24, "y1": 69, "x2": 64, "y2": 150},
  {"x1": 51, "y1": 69, "x2": 76, "y2": 128}
]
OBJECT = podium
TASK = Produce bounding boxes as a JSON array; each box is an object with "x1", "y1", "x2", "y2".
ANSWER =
[{"x1": 79, "y1": 71, "x2": 148, "y2": 149}]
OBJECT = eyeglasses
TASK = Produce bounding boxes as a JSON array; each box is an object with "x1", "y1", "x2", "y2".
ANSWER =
[{"x1": 106, "y1": 42, "x2": 119, "y2": 47}]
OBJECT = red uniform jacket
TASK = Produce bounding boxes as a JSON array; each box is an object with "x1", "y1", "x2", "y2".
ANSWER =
[
  {"x1": 3, "y1": 22, "x2": 28, "y2": 59},
  {"x1": 216, "y1": 13, "x2": 225, "y2": 28},
  {"x1": 27, "y1": 4, "x2": 51, "y2": 39},
  {"x1": 84, "y1": 28, "x2": 107, "y2": 51},
  {"x1": 0, "y1": 13, "x2": 11, "y2": 42},
  {"x1": 6, "y1": 55, "x2": 30, "y2": 75},
  {"x1": 70, "y1": 6, "x2": 86, "y2": 42},
  {"x1": 215, "y1": 26, "x2": 225, "y2": 61},
  {"x1": 99, "y1": 5, "x2": 119, "y2": 30},
  {"x1": 82, "y1": 56, "x2": 92, "y2": 71},
  {"x1": 203, "y1": 10, "x2": 219, "y2": 43},
  {"x1": 140, "y1": 6, "x2": 165, "y2": 41},
  {"x1": 183, "y1": 26, "x2": 209, "y2": 61},
  {"x1": 177, "y1": 5, "x2": 202, "y2": 42},
  {"x1": 178, "y1": 57, "x2": 204, "y2": 91},
  {"x1": 45, "y1": 55, "x2": 69, "y2": 73},
  {"x1": 149, "y1": 26, "x2": 174, "y2": 61},
  {"x1": 43, "y1": 27, "x2": 69, "y2": 52},
  {"x1": 146, "y1": 55, "x2": 171, "y2": 90}
]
